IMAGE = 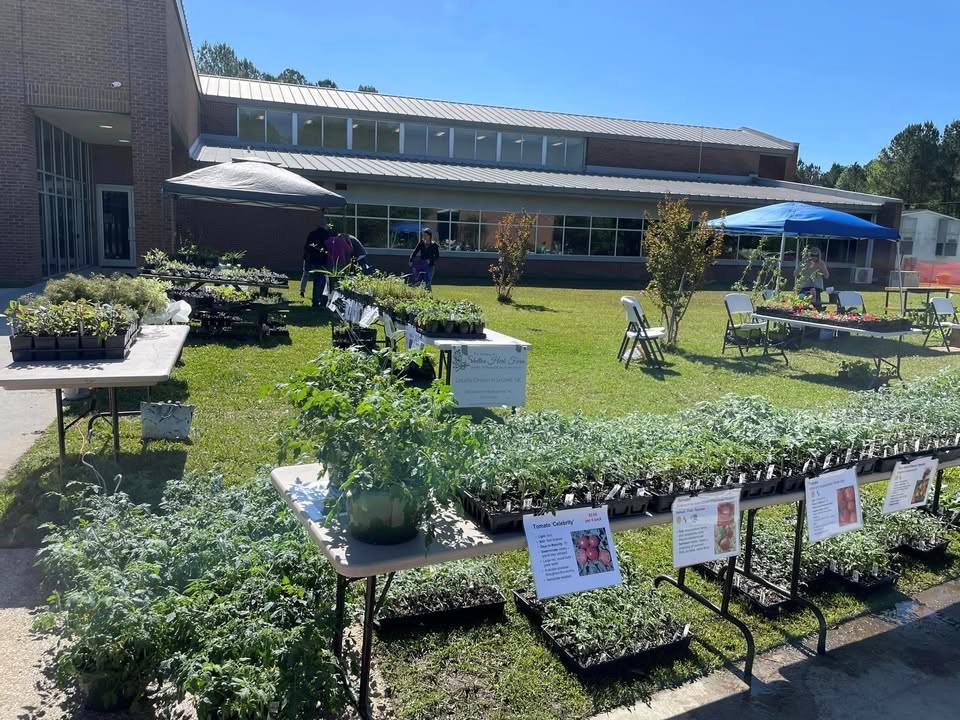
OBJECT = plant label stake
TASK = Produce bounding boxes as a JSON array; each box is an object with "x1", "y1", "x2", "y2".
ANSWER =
[
  {"x1": 883, "y1": 456, "x2": 939, "y2": 514},
  {"x1": 805, "y1": 467, "x2": 862, "y2": 543},
  {"x1": 671, "y1": 488, "x2": 740, "y2": 568},
  {"x1": 522, "y1": 506, "x2": 622, "y2": 599}
]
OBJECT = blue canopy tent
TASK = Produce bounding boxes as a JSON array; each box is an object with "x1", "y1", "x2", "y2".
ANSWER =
[{"x1": 708, "y1": 202, "x2": 901, "y2": 293}]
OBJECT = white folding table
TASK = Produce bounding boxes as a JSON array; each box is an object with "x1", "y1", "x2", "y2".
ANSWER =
[
  {"x1": 752, "y1": 313, "x2": 923, "y2": 378},
  {"x1": 0, "y1": 325, "x2": 190, "y2": 464}
]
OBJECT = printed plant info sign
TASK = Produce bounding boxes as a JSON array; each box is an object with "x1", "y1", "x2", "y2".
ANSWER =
[
  {"x1": 883, "y1": 456, "x2": 939, "y2": 514},
  {"x1": 523, "y1": 506, "x2": 622, "y2": 599},
  {"x1": 805, "y1": 467, "x2": 862, "y2": 543},
  {"x1": 671, "y1": 489, "x2": 741, "y2": 568},
  {"x1": 449, "y1": 344, "x2": 527, "y2": 407}
]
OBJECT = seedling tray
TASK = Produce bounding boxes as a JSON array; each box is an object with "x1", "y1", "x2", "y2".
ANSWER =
[
  {"x1": 513, "y1": 590, "x2": 691, "y2": 676},
  {"x1": 419, "y1": 330, "x2": 487, "y2": 340},
  {"x1": 376, "y1": 588, "x2": 506, "y2": 631},
  {"x1": 826, "y1": 569, "x2": 900, "y2": 596},
  {"x1": 895, "y1": 537, "x2": 950, "y2": 559},
  {"x1": 730, "y1": 575, "x2": 798, "y2": 618}
]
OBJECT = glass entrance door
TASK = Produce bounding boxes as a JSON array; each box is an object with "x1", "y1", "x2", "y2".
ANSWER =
[{"x1": 97, "y1": 185, "x2": 135, "y2": 266}]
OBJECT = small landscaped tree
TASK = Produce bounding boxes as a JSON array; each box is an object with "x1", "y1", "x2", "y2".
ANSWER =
[
  {"x1": 489, "y1": 211, "x2": 536, "y2": 302},
  {"x1": 643, "y1": 196, "x2": 724, "y2": 348}
]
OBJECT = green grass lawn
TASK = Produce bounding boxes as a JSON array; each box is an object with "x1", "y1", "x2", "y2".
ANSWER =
[{"x1": 1, "y1": 280, "x2": 959, "y2": 717}]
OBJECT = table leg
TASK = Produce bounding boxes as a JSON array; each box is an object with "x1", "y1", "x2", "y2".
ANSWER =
[
  {"x1": 932, "y1": 469, "x2": 944, "y2": 515},
  {"x1": 358, "y1": 576, "x2": 377, "y2": 719},
  {"x1": 743, "y1": 509, "x2": 757, "y2": 575},
  {"x1": 55, "y1": 389, "x2": 66, "y2": 469},
  {"x1": 791, "y1": 501, "x2": 805, "y2": 598},
  {"x1": 333, "y1": 574, "x2": 347, "y2": 657},
  {"x1": 108, "y1": 387, "x2": 121, "y2": 460}
]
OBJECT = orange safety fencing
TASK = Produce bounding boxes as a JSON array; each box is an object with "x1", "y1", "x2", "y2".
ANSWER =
[{"x1": 901, "y1": 259, "x2": 960, "y2": 287}]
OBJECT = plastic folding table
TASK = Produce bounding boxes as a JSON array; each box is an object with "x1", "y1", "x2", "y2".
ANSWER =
[{"x1": 0, "y1": 325, "x2": 189, "y2": 465}]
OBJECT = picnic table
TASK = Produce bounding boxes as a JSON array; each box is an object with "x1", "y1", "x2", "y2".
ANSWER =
[
  {"x1": 0, "y1": 325, "x2": 189, "y2": 465},
  {"x1": 753, "y1": 313, "x2": 923, "y2": 378},
  {"x1": 884, "y1": 286, "x2": 952, "y2": 315},
  {"x1": 272, "y1": 459, "x2": 956, "y2": 718}
]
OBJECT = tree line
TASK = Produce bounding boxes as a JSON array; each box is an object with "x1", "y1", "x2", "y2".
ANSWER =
[
  {"x1": 195, "y1": 41, "x2": 378, "y2": 93},
  {"x1": 797, "y1": 120, "x2": 960, "y2": 213}
]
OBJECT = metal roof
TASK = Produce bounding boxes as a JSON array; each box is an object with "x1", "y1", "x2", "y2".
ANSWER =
[
  {"x1": 199, "y1": 75, "x2": 795, "y2": 152},
  {"x1": 192, "y1": 141, "x2": 882, "y2": 208}
]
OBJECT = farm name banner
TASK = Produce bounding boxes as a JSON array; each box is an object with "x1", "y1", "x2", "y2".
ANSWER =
[
  {"x1": 671, "y1": 489, "x2": 741, "y2": 568},
  {"x1": 450, "y1": 344, "x2": 528, "y2": 408},
  {"x1": 523, "y1": 506, "x2": 622, "y2": 599},
  {"x1": 805, "y1": 468, "x2": 862, "y2": 543},
  {"x1": 884, "y1": 456, "x2": 939, "y2": 514}
]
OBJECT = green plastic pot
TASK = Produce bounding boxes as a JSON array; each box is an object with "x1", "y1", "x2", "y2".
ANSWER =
[{"x1": 346, "y1": 488, "x2": 421, "y2": 544}]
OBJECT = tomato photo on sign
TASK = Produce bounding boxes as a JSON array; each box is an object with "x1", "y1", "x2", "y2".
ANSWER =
[
  {"x1": 570, "y1": 528, "x2": 616, "y2": 576},
  {"x1": 836, "y1": 486, "x2": 857, "y2": 526}
]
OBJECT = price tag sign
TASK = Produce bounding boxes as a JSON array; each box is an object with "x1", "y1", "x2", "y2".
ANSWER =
[
  {"x1": 523, "y1": 506, "x2": 622, "y2": 599},
  {"x1": 883, "y1": 457, "x2": 939, "y2": 514},
  {"x1": 805, "y1": 467, "x2": 862, "y2": 543},
  {"x1": 671, "y1": 489, "x2": 740, "y2": 568}
]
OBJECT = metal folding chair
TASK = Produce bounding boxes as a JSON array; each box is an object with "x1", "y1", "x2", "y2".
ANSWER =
[
  {"x1": 618, "y1": 296, "x2": 666, "y2": 368},
  {"x1": 382, "y1": 313, "x2": 398, "y2": 350},
  {"x1": 924, "y1": 297, "x2": 960, "y2": 351},
  {"x1": 836, "y1": 290, "x2": 866, "y2": 313},
  {"x1": 722, "y1": 293, "x2": 766, "y2": 357}
]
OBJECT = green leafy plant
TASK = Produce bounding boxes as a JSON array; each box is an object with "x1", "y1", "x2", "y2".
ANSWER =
[
  {"x1": 643, "y1": 197, "x2": 725, "y2": 347},
  {"x1": 489, "y1": 211, "x2": 536, "y2": 303}
]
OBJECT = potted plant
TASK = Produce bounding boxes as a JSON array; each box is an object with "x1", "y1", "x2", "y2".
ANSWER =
[
  {"x1": 334, "y1": 371, "x2": 475, "y2": 545},
  {"x1": 142, "y1": 248, "x2": 168, "y2": 272}
]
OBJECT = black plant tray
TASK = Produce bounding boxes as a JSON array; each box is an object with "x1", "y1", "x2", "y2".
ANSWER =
[
  {"x1": 778, "y1": 473, "x2": 807, "y2": 493},
  {"x1": 513, "y1": 590, "x2": 692, "y2": 676},
  {"x1": 10, "y1": 325, "x2": 138, "y2": 362},
  {"x1": 826, "y1": 569, "x2": 900, "y2": 596},
  {"x1": 693, "y1": 561, "x2": 727, "y2": 582},
  {"x1": 375, "y1": 589, "x2": 506, "y2": 631},
  {"x1": 730, "y1": 575, "x2": 799, "y2": 618},
  {"x1": 742, "y1": 477, "x2": 781, "y2": 498},
  {"x1": 418, "y1": 329, "x2": 487, "y2": 340},
  {"x1": 647, "y1": 491, "x2": 677, "y2": 514},
  {"x1": 895, "y1": 537, "x2": 950, "y2": 559},
  {"x1": 937, "y1": 446, "x2": 960, "y2": 463}
]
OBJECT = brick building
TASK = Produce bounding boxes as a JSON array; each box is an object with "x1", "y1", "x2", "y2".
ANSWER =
[{"x1": 0, "y1": 0, "x2": 902, "y2": 285}]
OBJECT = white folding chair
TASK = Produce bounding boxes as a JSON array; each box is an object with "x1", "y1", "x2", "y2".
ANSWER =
[
  {"x1": 925, "y1": 297, "x2": 960, "y2": 351},
  {"x1": 722, "y1": 293, "x2": 766, "y2": 357},
  {"x1": 836, "y1": 290, "x2": 866, "y2": 313},
  {"x1": 618, "y1": 296, "x2": 666, "y2": 368},
  {"x1": 382, "y1": 313, "x2": 398, "y2": 350}
]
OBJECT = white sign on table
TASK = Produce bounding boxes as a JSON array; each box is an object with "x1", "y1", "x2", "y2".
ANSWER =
[
  {"x1": 671, "y1": 489, "x2": 741, "y2": 568},
  {"x1": 883, "y1": 457, "x2": 939, "y2": 514},
  {"x1": 523, "y1": 506, "x2": 622, "y2": 599},
  {"x1": 449, "y1": 344, "x2": 527, "y2": 407},
  {"x1": 404, "y1": 324, "x2": 424, "y2": 350},
  {"x1": 805, "y1": 467, "x2": 862, "y2": 543}
]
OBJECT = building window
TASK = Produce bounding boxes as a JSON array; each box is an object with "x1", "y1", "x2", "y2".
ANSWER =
[
  {"x1": 476, "y1": 130, "x2": 497, "y2": 162},
  {"x1": 377, "y1": 121, "x2": 401, "y2": 153},
  {"x1": 564, "y1": 137, "x2": 584, "y2": 169},
  {"x1": 238, "y1": 107, "x2": 265, "y2": 142},
  {"x1": 323, "y1": 116, "x2": 348, "y2": 149},
  {"x1": 500, "y1": 132, "x2": 522, "y2": 164},
  {"x1": 266, "y1": 110, "x2": 293, "y2": 144},
  {"x1": 936, "y1": 241, "x2": 958, "y2": 257},
  {"x1": 545, "y1": 137, "x2": 566, "y2": 167},
  {"x1": 298, "y1": 113, "x2": 323, "y2": 146},
  {"x1": 405, "y1": 124, "x2": 427, "y2": 156},
  {"x1": 900, "y1": 239, "x2": 914, "y2": 256},
  {"x1": 352, "y1": 119, "x2": 376, "y2": 151},
  {"x1": 427, "y1": 126, "x2": 449, "y2": 158},
  {"x1": 521, "y1": 134, "x2": 544, "y2": 165},
  {"x1": 35, "y1": 117, "x2": 91, "y2": 276},
  {"x1": 453, "y1": 128, "x2": 475, "y2": 160}
]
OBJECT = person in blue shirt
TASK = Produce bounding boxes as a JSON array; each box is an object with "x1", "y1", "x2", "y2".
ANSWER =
[{"x1": 408, "y1": 228, "x2": 440, "y2": 290}]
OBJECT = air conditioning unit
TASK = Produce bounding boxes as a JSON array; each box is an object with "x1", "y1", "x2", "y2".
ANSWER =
[{"x1": 851, "y1": 267, "x2": 873, "y2": 284}]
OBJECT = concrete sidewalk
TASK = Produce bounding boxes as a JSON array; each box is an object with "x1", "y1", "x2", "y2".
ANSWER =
[
  {"x1": 0, "y1": 282, "x2": 56, "y2": 481},
  {"x1": 594, "y1": 579, "x2": 960, "y2": 720}
]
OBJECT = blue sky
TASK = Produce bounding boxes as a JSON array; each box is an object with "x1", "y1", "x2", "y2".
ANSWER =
[{"x1": 185, "y1": 0, "x2": 956, "y2": 168}]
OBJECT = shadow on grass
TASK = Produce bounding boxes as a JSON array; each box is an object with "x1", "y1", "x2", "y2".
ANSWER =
[
  {"x1": 503, "y1": 302, "x2": 558, "y2": 313},
  {"x1": 673, "y1": 348, "x2": 786, "y2": 376},
  {"x1": 0, "y1": 447, "x2": 187, "y2": 547}
]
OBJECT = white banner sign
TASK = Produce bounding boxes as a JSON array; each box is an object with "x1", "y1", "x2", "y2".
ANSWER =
[
  {"x1": 805, "y1": 467, "x2": 862, "y2": 543},
  {"x1": 523, "y1": 506, "x2": 622, "y2": 599},
  {"x1": 671, "y1": 489, "x2": 741, "y2": 568},
  {"x1": 883, "y1": 457, "x2": 939, "y2": 514},
  {"x1": 449, "y1": 344, "x2": 528, "y2": 408}
]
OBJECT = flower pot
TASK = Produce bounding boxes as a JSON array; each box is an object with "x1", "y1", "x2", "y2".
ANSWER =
[
  {"x1": 78, "y1": 670, "x2": 145, "y2": 711},
  {"x1": 459, "y1": 321, "x2": 471, "y2": 334},
  {"x1": 444, "y1": 320, "x2": 456, "y2": 334},
  {"x1": 346, "y1": 488, "x2": 421, "y2": 544},
  {"x1": 56, "y1": 335, "x2": 80, "y2": 360},
  {"x1": 80, "y1": 335, "x2": 103, "y2": 350},
  {"x1": 32, "y1": 336, "x2": 57, "y2": 361},
  {"x1": 104, "y1": 332, "x2": 128, "y2": 360},
  {"x1": 9, "y1": 335, "x2": 33, "y2": 362}
]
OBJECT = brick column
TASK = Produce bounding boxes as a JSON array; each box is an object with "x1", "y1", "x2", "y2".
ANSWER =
[
  {"x1": 0, "y1": 2, "x2": 43, "y2": 284},
  {"x1": 128, "y1": 0, "x2": 173, "y2": 258}
]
